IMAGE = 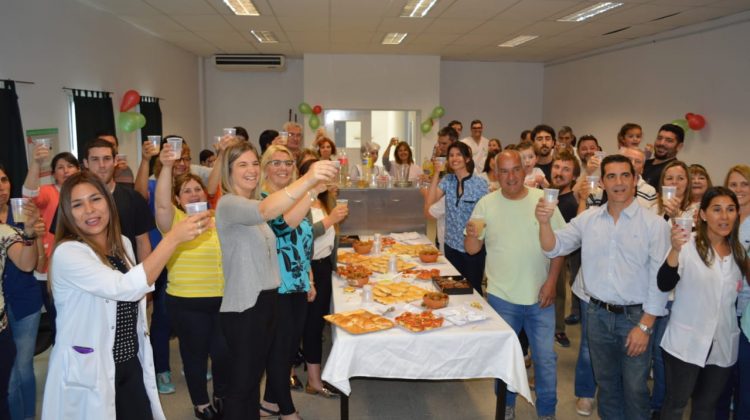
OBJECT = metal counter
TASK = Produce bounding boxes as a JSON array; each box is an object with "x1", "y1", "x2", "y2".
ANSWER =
[{"x1": 337, "y1": 187, "x2": 426, "y2": 235}]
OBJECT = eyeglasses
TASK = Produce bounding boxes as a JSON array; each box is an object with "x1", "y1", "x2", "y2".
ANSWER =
[
  {"x1": 176, "y1": 156, "x2": 192, "y2": 163},
  {"x1": 288, "y1": 133, "x2": 302, "y2": 138},
  {"x1": 268, "y1": 159, "x2": 295, "y2": 168},
  {"x1": 471, "y1": 126, "x2": 482, "y2": 130}
]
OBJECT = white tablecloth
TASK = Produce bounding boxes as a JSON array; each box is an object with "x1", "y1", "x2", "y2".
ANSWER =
[{"x1": 321, "y1": 241, "x2": 531, "y2": 403}]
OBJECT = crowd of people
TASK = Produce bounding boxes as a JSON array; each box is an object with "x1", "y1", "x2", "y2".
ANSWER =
[{"x1": 0, "y1": 117, "x2": 747, "y2": 420}]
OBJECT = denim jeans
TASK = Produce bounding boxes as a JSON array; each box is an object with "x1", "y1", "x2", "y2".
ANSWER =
[
  {"x1": 650, "y1": 300, "x2": 672, "y2": 411},
  {"x1": 574, "y1": 300, "x2": 596, "y2": 398},
  {"x1": 7, "y1": 307, "x2": 40, "y2": 420},
  {"x1": 587, "y1": 303, "x2": 652, "y2": 420},
  {"x1": 487, "y1": 293, "x2": 557, "y2": 417}
]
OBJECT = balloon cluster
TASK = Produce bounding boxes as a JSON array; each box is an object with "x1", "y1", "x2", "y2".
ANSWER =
[
  {"x1": 118, "y1": 90, "x2": 146, "y2": 133},
  {"x1": 671, "y1": 112, "x2": 707, "y2": 133},
  {"x1": 420, "y1": 106, "x2": 445, "y2": 134},
  {"x1": 299, "y1": 102, "x2": 323, "y2": 130}
]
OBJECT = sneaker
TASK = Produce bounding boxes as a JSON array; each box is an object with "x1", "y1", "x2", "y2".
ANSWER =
[
  {"x1": 564, "y1": 314, "x2": 580, "y2": 325},
  {"x1": 504, "y1": 406, "x2": 515, "y2": 420},
  {"x1": 576, "y1": 398, "x2": 594, "y2": 416},
  {"x1": 555, "y1": 332, "x2": 571, "y2": 347},
  {"x1": 156, "y1": 371, "x2": 176, "y2": 394}
]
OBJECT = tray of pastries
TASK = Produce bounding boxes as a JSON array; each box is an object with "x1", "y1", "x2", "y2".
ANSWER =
[
  {"x1": 394, "y1": 310, "x2": 445, "y2": 333},
  {"x1": 371, "y1": 281, "x2": 432, "y2": 305},
  {"x1": 324, "y1": 309, "x2": 394, "y2": 335},
  {"x1": 433, "y1": 275, "x2": 473, "y2": 295},
  {"x1": 384, "y1": 243, "x2": 440, "y2": 257},
  {"x1": 402, "y1": 268, "x2": 441, "y2": 281}
]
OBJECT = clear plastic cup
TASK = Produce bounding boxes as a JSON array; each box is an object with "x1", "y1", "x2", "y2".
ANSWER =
[
  {"x1": 471, "y1": 215, "x2": 485, "y2": 236},
  {"x1": 336, "y1": 199, "x2": 348, "y2": 209},
  {"x1": 434, "y1": 157, "x2": 447, "y2": 170},
  {"x1": 184, "y1": 201, "x2": 208, "y2": 215},
  {"x1": 662, "y1": 186, "x2": 677, "y2": 200},
  {"x1": 116, "y1": 154, "x2": 127, "y2": 164},
  {"x1": 674, "y1": 216, "x2": 693, "y2": 238},
  {"x1": 34, "y1": 138, "x2": 51, "y2": 149},
  {"x1": 594, "y1": 151, "x2": 607, "y2": 160},
  {"x1": 147, "y1": 135, "x2": 161, "y2": 152},
  {"x1": 586, "y1": 175, "x2": 600, "y2": 190},
  {"x1": 166, "y1": 137, "x2": 183, "y2": 160},
  {"x1": 10, "y1": 198, "x2": 26, "y2": 224},
  {"x1": 362, "y1": 285, "x2": 372, "y2": 303},
  {"x1": 543, "y1": 188, "x2": 560, "y2": 203},
  {"x1": 278, "y1": 131, "x2": 289, "y2": 146},
  {"x1": 223, "y1": 128, "x2": 236, "y2": 137}
]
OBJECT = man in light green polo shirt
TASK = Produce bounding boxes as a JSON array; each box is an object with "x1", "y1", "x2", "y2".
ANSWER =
[{"x1": 465, "y1": 149, "x2": 565, "y2": 420}]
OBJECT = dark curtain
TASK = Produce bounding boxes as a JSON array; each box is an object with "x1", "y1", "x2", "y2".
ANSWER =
[
  {"x1": 0, "y1": 81, "x2": 28, "y2": 196},
  {"x1": 139, "y1": 96, "x2": 163, "y2": 175},
  {"x1": 72, "y1": 89, "x2": 115, "y2": 161}
]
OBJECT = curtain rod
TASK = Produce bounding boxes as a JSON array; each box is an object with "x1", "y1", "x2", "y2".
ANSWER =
[
  {"x1": 1, "y1": 79, "x2": 34, "y2": 85},
  {"x1": 62, "y1": 87, "x2": 113, "y2": 94}
]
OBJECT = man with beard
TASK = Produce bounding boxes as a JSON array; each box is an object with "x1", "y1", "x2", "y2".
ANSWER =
[
  {"x1": 642, "y1": 124, "x2": 684, "y2": 188},
  {"x1": 577, "y1": 135, "x2": 603, "y2": 177},
  {"x1": 532, "y1": 124, "x2": 556, "y2": 183},
  {"x1": 549, "y1": 150, "x2": 580, "y2": 348}
]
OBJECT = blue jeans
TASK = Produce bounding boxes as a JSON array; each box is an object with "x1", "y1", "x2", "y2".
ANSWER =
[
  {"x1": 650, "y1": 300, "x2": 672, "y2": 411},
  {"x1": 587, "y1": 303, "x2": 652, "y2": 420},
  {"x1": 7, "y1": 307, "x2": 40, "y2": 420},
  {"x1": 487, "y1": 293, "x2": 557, "y2": 416},
  {"x1": 575, "y1": 300, "x2": 596, "y2": 398}
]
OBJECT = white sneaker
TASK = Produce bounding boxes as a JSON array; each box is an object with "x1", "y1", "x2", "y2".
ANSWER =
[
  {"x1": 576, "y1": 398, "x2": 594, "y2": 416},
  {"x1": 505, "y1": 406, "x2": 515, "y2": 420}
]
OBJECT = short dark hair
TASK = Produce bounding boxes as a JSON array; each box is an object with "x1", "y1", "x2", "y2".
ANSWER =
[
  {"x1": 470, "y1": 119, "x2": 483, "y2": 128},
  {"x1": 438, "y1": 126, "x2": 458, "y2": 143},
  {"x1": 51, "y1": 152, "x2": 80, "y2": 173},
  {"x1": 199, "y1": 149, "x2": 215, "y2": 164},
  {"x1": 520, "y1": 130, "x2": 532, "y2": 141},
  {"x1": 447, "y1": 141, "x2": 474, "y2": 174},
  {"x1": 85, "y1": 138, "x2": 116, "y2": 160},
  {"x1": 577, "y1": 135, "x2": 601, "y2": 152},
  {"x1": 658, "y1": 123, "x2": 685, "y2": 143},
  {"x1": 234, "y1": 126, "x2": 249, "y2": 141},
  {"x1": 483, "y1": 149, "x2": 500, "y2": 173},
  {"x1": 531, "y1": 124, "x2": 556, "y2": 143},
  {"x1": 94, "y1": 130, "x2": 118, "y2": 146},
  {"x1": 601, "y1": 154, "x2": 635, "y2": 178},
  {"x1": 558, "y1": 126, "x2": 576, "y2": 147},
  {"x1": 258, "y1": 129, "x2": 279, "y2": 153},
  {"x1": 448, "y1": 120, "x2": 462, "y2": 128}
]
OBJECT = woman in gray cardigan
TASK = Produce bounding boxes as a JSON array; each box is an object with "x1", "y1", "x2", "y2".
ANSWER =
[{"x1": 214, "y1": 142, "x2": 337, "y2": 420}]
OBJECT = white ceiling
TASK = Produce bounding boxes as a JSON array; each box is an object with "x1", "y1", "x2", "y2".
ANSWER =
[{"x1": 78, "y1": 0, "x2": 750, "y2": 62}]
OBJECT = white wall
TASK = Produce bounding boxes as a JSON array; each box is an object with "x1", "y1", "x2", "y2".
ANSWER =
[
  {"x1": 440, "y1": 61, "x2": 545, "y2": 145},
  {"x1": 543, "y1": 12, "x2": 750, "y2": 181},
  {"x1": 0, "y1": 0, "x2": 200, "y2": 165},
  {"x1": 202, "y1": 57, "x2": 304, "y2": 151}
]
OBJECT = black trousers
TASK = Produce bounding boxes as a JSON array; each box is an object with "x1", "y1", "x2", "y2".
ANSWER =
[
  {"x1": 114, "y1": 357, "x2": 153, "y2": 420},
  {"x1": 167, "y1": 295, "x2": 229, "y2": 406},
  {"x1": 660, "y1": 350, "x2": 732, "y2": 420},
  {"x1": 444, "y1": 244, "x2": 486, "y2": 295},
  {"x1": 220, "y1": 289, "x2": 277, "y2": 420},
  {"x1": 304, "y1": 258, "x2": 333, "y2": 364},
  {"x1": 0, "y1": 325, "x2": 16, "y2": 420},
  {"x1": 263, "y1": 292, "x2": 308, "y2": 415}
]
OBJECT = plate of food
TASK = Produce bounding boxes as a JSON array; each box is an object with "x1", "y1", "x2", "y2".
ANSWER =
[
  {"x1": 338, "y1": 235, "x2": 360, "y2": 248},
  {"x1": 324, "y1": 309, "x2": 394, "y2": 334},
  {"x1": 394, "y1": 310, "x2": 446, "y2": 333},
  {"x1": 401, "y1": 268, "x2": 441, "y2": 281},
  {"x1": 371, "y1": 281, "x2": 432, "y2": 305},
  {"x1": 433, "y1": 275, "x2": 473, "y2": 295}
]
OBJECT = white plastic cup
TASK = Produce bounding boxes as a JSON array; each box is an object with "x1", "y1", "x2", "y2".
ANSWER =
[
  {"x1": 184, "y1": 201, "x2": 208, "y2": 215},
  {"x1": 362, "y1": 285, "x2": 373, "y2": 303},
  {"x1": 147, "y1": 135, "x2": 161, "y2": 152},
  {"x1": 435, "y1": 157, "x2": 447, "y2": 171},
  {"x1": 373, "y1": 233, "x2": 382, "y2": 255},
  {"x1": 594, "y1": 151, "x2": 607, "y2": 160},
  {"x1": 34, "y1": 138, "x2": 51, "y2": 149},
  {"x1": 662, "y1": 186, "x2": 677, "y2": 201},
  {"x1": 543, "y1": 188, "x2": 560, "y2": 203},
  {"x1": 388, "y1": 254, "x2": 398, "y2": 274},
  {"x1": 278, "y1": 131, "x2": 289, "y2": 146},
  {"x1": 10, "y1": 198, "x2": 26, "y2": 224},
  {"x1": 586, "y1": 175, "x2": 600, "y2": 190},
  {"x1": 166, "y1": 137, "x2": 183, "y2": 160},
  {"x1": 336, "y1": 198, "x2": 348, "y2": 209},
  {"x1": 116, "y1": 154, "x2": 127, "y2": 163},
  {"x1": 223, "y1": 128, "x2": 236, "y2": 137},
  {"x1": 674, "y1": 216, "x2": 693, "y2": 238}
]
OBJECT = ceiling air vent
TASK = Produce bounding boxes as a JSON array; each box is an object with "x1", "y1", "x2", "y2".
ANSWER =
[
  {"x1": 651, "y1": 12, "x2": 680, "y2": 22},
  {"x1": 603, "y1": 26, "x2": 630, "y2": 35},
  {"x1": 213, "y1": 54, "x2": 286, "y2": 71}
]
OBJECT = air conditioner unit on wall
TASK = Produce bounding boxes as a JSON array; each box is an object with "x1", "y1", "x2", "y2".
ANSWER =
[{"x1": 213, "y1": 54, "x2": 286, "y2": 71}]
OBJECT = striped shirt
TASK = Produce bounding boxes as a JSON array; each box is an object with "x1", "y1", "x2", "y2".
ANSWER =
[{"x1": 164, "y1": 209, "x2": 224, "y2": 297}]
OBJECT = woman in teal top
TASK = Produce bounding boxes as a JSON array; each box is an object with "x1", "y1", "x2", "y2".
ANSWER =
[{"x1": 259, "y1": 145, "x2": 317, "y2": 420}]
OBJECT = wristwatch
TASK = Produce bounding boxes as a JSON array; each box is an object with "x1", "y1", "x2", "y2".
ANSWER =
[
  {"x1": 21, "y1": 231, "x2": 37, "y2": 246},
  {"x1": 637, "y1": 322, "x2": 654, "y2": 335}
]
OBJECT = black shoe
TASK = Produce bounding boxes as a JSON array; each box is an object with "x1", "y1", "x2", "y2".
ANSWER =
[
  {"x1": 555, "y1": 332, "x2": 571, "y2": 347},
  {"x1": 651, "y1": 410, "x2": 660, "y2": 420},
  {"x1": 290, "y1": 374, "x2": 303, "y2": 390},
  {"x1": 564, "y1": 314, "x2": 580, "y2": 325},
  {"x1": 195, "y1": 405, "x2": 219, "y2": 420},
  {"x1": 213, "y1": 396, "x2": 224, "y2": 416}
]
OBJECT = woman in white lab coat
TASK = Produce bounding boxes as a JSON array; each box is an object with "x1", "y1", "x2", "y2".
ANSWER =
[
  {"x1": 657, "y1": 186, "x2": 749, "y2": 420},
  {"x1": 42, "y1": 172, "x2": 209, "y2": 419}
]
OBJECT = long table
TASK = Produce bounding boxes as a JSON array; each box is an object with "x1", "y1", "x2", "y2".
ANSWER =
[{"x1": 321, "y1": 237, "x2": 532, "y2": 419}]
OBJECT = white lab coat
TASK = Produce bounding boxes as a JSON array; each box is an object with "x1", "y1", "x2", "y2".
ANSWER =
[
  {"x1": 660, "y1": 236, "x2": 743, "y2": 368},
  {"x1": 42, "y1": 238, "x2": 164, "y2": 420}
]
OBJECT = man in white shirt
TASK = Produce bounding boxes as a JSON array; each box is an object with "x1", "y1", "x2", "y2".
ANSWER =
[
  {"x1": 460, "y1": 119, "x2": 489, "y2": 175},
  {"x1": 620, "y1": 147, "x2": 658, "y2": 211},
  {"x1": 536, "y1": 154, "x2": 670, "y2": 420}
]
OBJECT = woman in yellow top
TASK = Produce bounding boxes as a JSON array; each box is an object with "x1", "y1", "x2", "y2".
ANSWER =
[{"x1": 155, "y1": 143, "x2": 228, "y2": 420}]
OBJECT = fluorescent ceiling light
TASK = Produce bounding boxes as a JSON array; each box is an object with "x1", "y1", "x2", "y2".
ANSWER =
[
  {"x1": 557, "y1": 2, "x2": 623, "y2": 22},
  {"x1": 223, "y1": 0, "x2": 259, "y2": 16},
  {"x1": 382, "y1": 33, "x2": 408, "y2": 45},
  {"x1": 401, "y1": 0, "x2": 438, "y2": 18},
  {"x1": 498, "y1": 35, "x2": 538, "y2": 48},
  {"x1": 250, "y1": 30, "x2": 278, "y2": 43}
]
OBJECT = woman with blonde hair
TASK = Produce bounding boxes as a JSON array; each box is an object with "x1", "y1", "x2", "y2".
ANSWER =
[{"x1": 657, "y1": 160, "x2": 693, "y2": 220}]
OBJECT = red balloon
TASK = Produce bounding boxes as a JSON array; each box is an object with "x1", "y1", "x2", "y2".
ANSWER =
[
  {"x1": 312, "y1": 105, "x2": 322, "y2": 115},
  {"x1": 687, "y1": 114, "x2": 706, "y2": 131},
  {"x1": 685, "y1": 112, "x2": 694, "y2": 120},
  {"x1": 120, "y1": 90, "x2": 141, "y2": 112}
]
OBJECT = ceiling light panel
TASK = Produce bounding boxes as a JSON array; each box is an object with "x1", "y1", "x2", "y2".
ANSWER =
[
  {"x1": 250, "y1": 30, "x2": 278, "y2": 43},
  {"x1": 401, "y1": 0, "x2": 438, "y2": 18},
  {"x1": 498, "y1": 35, "x2": 538, "y2": 47},
  {"x1": 223, "y1": 0, "x2": 260, "y2": 16},
  {"x1": 558, "y1": 2, "x2": 623, "y2": 22},
  {"x1": 382, "y1": 32, "x2": 408, "y2": 44}
]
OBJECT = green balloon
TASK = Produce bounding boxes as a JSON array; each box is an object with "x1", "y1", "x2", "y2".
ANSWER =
[
  {"x1": 134, "y1": 113, "x2": 146, "y2": 129},
  {"x1": 309, "y1": 114, "x2": 320, "y2": 130},
  {"x1": 431, "y1": 106, "x2": 445, "y2": 119},
  {"x1": 118, "y1": 112, "x2": 139, "y2": 132},
  {"x1": 671, "y1": 118, "x2": 690, "y2": 133},
  {"x1": 299, "y1": 102, "x2": 312, "y2": 115},
  {"x1": 420, "y1": 119, "x2": 433, "y2": 134}
]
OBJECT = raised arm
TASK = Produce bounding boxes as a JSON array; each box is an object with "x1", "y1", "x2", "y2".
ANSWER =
[
  {"x1": 134, "y1": 139, "x2": 160, "y2": 200},
  {"x1": 154, "y1": 145, "x2": 177, "y2": 233},
  {"x1": 23, "y1": 144, "x2": 50, "y2": 193},
  {"x1": 425, "y1": 159, "x2": 446, "y2": 211},
  {"x1": 258, "y1": 160, "x2": 338, "y2": 221}
]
